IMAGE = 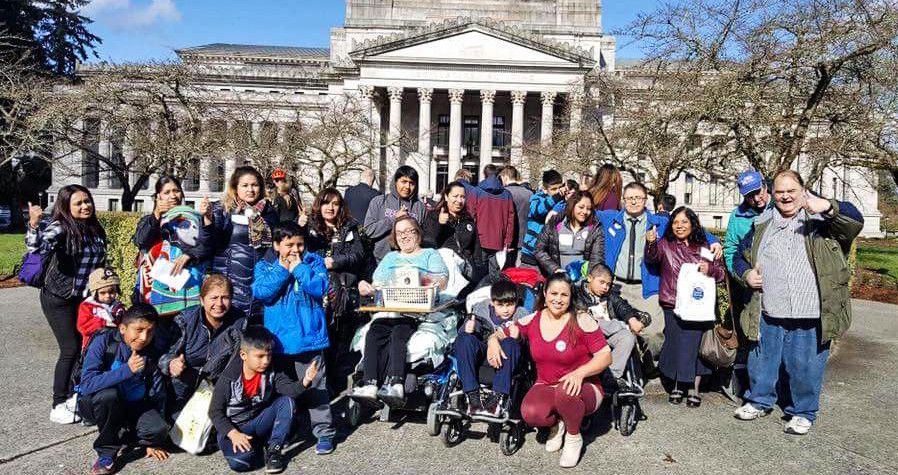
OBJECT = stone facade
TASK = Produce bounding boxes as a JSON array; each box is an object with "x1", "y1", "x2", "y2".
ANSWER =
[{"x1": 49, "y1": 0, "x2": 882, "y2": 236}]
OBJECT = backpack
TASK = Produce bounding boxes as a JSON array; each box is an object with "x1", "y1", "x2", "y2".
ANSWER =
[
  {"x1": 71, "y1": 328, "x2": 119, "y2": 393},
  {"x1": 135, "y1": 206, "x2": 208, "y2": 316}
]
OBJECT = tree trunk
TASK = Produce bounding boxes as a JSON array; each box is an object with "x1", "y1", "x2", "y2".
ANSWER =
[{"x1": 891, "y1": 169, "x2": 898, "y2": 192}]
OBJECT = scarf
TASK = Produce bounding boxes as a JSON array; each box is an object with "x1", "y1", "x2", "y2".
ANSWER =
[{"x1": 232, "y1": 198, "x2": 272, "y2": 249}]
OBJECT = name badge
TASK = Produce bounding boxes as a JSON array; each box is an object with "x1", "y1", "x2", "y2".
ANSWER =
[
  {"x1": 559, "y1": 234, "x2": 574, "y2": 247},
  {"x1": 555, "y1": 340, "x2": 567, "y2": 352},
  {"x1": 231, "y1": 214, "x2": 249, "y2": 225},
  {"x1": 607, "y1": 227, "x2": 617, "y2": 237},
  {"x1": 343, "y1": 231, "x2": 354, "y2": 242},
  {"x1": 700, "y1": 247, "x2": 715, "y2": 261}
]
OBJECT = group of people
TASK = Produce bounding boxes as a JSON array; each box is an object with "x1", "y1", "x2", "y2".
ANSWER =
[{"x1": 24, "y1": 157, "x2": 862, "y2": 473}]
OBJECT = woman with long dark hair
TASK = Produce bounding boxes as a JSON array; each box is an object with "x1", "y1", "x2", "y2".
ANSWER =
[
  {"x1": 422, "y1": 181, "x2": 484, "y2": 290},
  {"x1": 210, "y1": 166, "x2": 279, "y2": 320},
  {"x1": 587, "y1": 163, "x2": 623, "y2": 211},
  {"x1": 303, "y1": 187, "x2": 368, "y2": 393},
  {"x1": 487, "y1": 273, "x2": 611, "y2": 467},
  {"x1": 132, "y1": 176, "x2": 213, "y2": 303},
  {"x1": 533, "y1": 190, "x2": 605, "y2": 276},
  {"x1": 26, "y1": 184, "x2": 107, "y2": 424},
  {"x1": 644, "y1": 206, "x2": 725, "y2": 407}
]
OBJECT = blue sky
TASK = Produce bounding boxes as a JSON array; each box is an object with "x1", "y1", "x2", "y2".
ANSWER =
[{"x1": 83, "y1": 0, "x2": 655, "y2": 63}]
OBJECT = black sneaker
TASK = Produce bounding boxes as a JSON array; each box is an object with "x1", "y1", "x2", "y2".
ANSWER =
[
  {"x1": 265, "y1": 444, "x2": 286, "y2": 474},
  {"x1": 482, "y1": 393, "x2": 509, "y2": 418},
  {"x1": 465, "y1": 390, "x2": 483, "y2": 416}
]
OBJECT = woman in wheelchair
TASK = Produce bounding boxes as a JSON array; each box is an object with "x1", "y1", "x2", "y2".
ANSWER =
[
  {"x1": 455, "y1": 279, "x2": 528, "y2": 418},
  {"x1": 354, "y1": 216, "x2": 449, "y2": 404},
  {"x1": 488, "y1": 273, "x2": 611, "y2": 468}
]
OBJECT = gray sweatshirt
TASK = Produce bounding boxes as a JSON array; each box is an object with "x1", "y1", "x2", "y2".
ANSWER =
[{"x1": 363, "y1": 183, "x2": 426, "y2": 260}]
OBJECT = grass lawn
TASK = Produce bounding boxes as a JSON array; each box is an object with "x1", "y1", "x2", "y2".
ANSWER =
[
  {"x1": 0, "y1": 233, "x2": 25, "y2": 279},
  {"x1": 856, "y1": 239, "x2": 898, "y2": 281}
]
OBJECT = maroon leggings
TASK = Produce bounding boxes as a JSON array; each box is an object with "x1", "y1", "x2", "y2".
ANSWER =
[{"x1": 521, "y1": 382, "x2": 602, "y2": 435}]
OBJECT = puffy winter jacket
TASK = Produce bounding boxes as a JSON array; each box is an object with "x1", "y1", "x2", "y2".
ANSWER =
[
  {"x1": 252, "y1": 250, "x2": 329, "y2": 355},
  {"x1": 210, "y1": 202, "x2": 279, "y2": 318},
  {"x1": 158, "y1": 305, "x2": 246, "y2": 379},
  {"x1": 364, "y1": 183, "x2": 426, "y2": 260},
  {"x1": 644, "y1": 237, "x2": 726, "y2": 308},
  {"x1": 533, "y1": 215, "x2": 606, "y2": 275}
]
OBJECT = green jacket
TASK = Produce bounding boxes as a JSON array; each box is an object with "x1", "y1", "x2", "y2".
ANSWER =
[
  {"x1": 732, "y1": 199, "x2": 864, "y2": 342},
  {"x1": 723, "y1": 202, "x2": 767, "y2": 274}
]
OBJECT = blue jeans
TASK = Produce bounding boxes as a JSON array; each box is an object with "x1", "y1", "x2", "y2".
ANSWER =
[
  {"x1": 217, "y1": 395, "x2": 295, "y2": 472},
  {"x1": 454, "y1": 332, "x2": 520, "y2": 395},
  {"x1": 744, "y1": 315, "x2": 831, "y2": 422}
]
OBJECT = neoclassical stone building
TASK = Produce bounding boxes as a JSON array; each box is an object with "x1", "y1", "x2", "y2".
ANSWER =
[{"x1": 50, "y1": 0, "x2": 882, "y2": 235}]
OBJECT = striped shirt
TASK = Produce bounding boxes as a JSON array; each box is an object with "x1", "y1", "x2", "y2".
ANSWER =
[
  {"x1": 26, "y1": 221, "x2": 106, "y2": 298},
  {"x1": 757, "y1": 210, "x2": 820, "y2": 319}
]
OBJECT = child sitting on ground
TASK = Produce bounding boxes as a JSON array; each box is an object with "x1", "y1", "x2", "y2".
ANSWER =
[
  {"x1": 456, "y1": 279, "x2": 528, "y2": 417},
  {"x1": 77, "y1": 267, "x2": 125, "y2": 351},
  {"x1": 78, "y1": 304, "x2": 170, "y2": 475},
  {"x1": 251, "y1": 222, "x2": 336, "y2": 456},
  {"x1": 576, "y1": 263, "x2": 651, "y2": 388},
  {"x1": 209, "y1": 325, "x2": 318, "y2": 474}
]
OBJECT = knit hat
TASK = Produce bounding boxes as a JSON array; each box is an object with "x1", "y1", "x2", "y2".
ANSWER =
[{"x1": 88, "y1": 267, "x2": 120, "y2": 294}]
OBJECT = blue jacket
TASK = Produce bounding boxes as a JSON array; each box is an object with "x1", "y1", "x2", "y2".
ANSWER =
[
  {"x1": 158, "y1": 305, "x2": 246, "y2": 378},
  {"x1": 597, "y1": 209, "x2": 720, "y2": 299},
  {"x1": 252, "y1": 250, "x2": 330, "y2": 355},
  {"x1": 79, "y1": 330, "x2": 166, "y2": 406},
  {"x1": 523, "y1": 191, "x2": 560, "y2": 257}
]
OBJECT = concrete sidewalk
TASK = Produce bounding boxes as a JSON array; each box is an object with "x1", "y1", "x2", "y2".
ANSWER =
[{"x1": 1, "y1": 286, "x2": 896, "y2": 474}]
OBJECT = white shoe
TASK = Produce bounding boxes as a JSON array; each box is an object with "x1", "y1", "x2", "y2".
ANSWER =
[
  {"x1": 734, "y1": 403, "x2": 770, "y2": 421},
  {"x1": 559, "y1": 433, "x2": 583, "y2": 468},
  {"x1": 352, "y1": 384, "x2": 378, "y2": 399},
  {"x1": 50, "y1": 402, "x2": 81, "y2": 424},
  {"x1": 784, "y1": 416, "x2": 812, "y2": 435},
  {"x1": 545, "y1": 420, "x2": 565, "y2": 452},
  {"x1": 64, "y1": 394, "x2": 78, "y2": 412}
]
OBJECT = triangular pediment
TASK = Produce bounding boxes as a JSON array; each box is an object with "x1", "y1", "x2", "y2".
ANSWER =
[{"x1": 350, "y1": 19, "x2": 595, "y2": 67}]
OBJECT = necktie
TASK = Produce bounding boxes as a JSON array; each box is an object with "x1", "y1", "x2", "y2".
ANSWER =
[{"x1": 627, "y1": 218, "x2": 638, "y2": 281}]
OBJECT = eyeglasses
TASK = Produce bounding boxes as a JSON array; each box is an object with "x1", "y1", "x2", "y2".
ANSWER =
[
  {"x1": 396, "y1": 230, "x2": 419, "y2": 237},
  {"x1": 623, "y1": 196, "x2": 647, "y2": 203}
]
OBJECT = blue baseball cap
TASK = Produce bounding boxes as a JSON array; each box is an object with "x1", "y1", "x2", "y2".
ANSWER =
[{"x1": 737, "y1": 170, "x2": 764, "y2": 196}]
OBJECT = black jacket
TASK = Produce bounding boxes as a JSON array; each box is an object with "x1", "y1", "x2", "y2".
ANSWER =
[
  {"x1": 422, "y1": 210, "x2": 482, "y2": 265},
  {"x1": 272, "y1": 195, "x2": 300, "y2": 224},
  {"x1": 344, "y1": 183, "x2": 380, "y2": 224},
  {"x1": 574, "y1": 281, "x2": 652, "y2": 327},
  {"x1": 534, "y1": 215, "x2": 606, "y2": 275},
  {"x1": 303, "y1": 217, "x2": 370, "y2": 287},
  {"x1": 158, "y1": 305, "x2": 247, "y2": 381},
  {"x1": 209, "y1": 356, "x2": 306, "y2": 435}
]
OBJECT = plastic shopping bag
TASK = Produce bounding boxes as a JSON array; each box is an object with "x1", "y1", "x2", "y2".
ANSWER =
[
  {"x1": 169, "y1": 380, "x2": 214, "y2": 455},
  {"x1": 673, "y1": 263, "x2": 716, "y2": 322}
]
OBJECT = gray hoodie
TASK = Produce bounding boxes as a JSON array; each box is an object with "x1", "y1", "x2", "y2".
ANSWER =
[{"x1": 363, "y1": 182, "x2": 426, "y2": 260}]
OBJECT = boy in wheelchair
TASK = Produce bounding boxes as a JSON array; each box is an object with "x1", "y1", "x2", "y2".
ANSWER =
[
  {"x1": 575, "y1": 263, "x2": 652, "y2": 391},
  {"x1": 455, "y1": 280, "x2": 528, "y2": 417}
]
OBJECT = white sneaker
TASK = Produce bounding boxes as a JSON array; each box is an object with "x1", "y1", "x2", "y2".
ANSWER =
[
  {"x1": 50, "y1": 402, "x2": 81, "y2": 424},
  {"x1": 784, "y1": 416, "x2": 812, "y2": 435},
  {"x1": 545, "y1": 420, "x2": 565, "y2": 452},
  {"x1": 352, "y1": 384, "x2": 378, "y2": 400},
  {"x1": 64, "y1": 394, "x2": 78, "y2": 412},
  {"x1": 389, "y1": 383, "x2": 405, "y2": 399},
  {"x1": 559, "y1": 433, "x2": 583, "y2": 468},
  {"x1": 734, "y1": 403, "x2": 770, "y2": 421}
]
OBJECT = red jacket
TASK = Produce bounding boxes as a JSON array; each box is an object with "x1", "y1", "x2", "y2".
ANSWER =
[
  {"x1": 77, "y1": 297, "x2": 125, "y2": 351},
  {"x1": 644, "y1": 238, "x2": 725, "y2": 308},
  {"x1": 461, "y1": 177, "x2": 515, "y2": 252}
]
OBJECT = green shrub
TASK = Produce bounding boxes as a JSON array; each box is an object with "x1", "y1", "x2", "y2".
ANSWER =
[{"x1": 98, "y1": 212, "x2": 142, "y2": 299}]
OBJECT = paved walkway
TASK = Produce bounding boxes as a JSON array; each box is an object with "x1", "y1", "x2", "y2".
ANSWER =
[{"x1": 1, "y1": 286, "x2": 896, "y2": 474}]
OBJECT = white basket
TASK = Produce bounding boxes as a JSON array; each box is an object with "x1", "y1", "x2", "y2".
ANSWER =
[{"x1": 381, "y1": 285, "x2": 437, "y2": 311}]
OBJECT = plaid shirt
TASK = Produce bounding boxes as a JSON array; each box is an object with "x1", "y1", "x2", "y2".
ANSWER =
[{"x1": 26, "y1": 220, "x2": 106, "y2": 298}]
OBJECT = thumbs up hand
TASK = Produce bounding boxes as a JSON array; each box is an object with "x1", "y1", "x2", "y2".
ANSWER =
[
  {"x1": 169, "y1": 354, "x2": 186, "y2": 378},
  {"x1": 646, "y1": 225, "x2": 658, "y2": 243},
  {"x1": 27, "y1": 202, "x2": 42, "y2": 228},
  {"x1": 464, "y1": 315, "x2": 476, "y2": 334}
]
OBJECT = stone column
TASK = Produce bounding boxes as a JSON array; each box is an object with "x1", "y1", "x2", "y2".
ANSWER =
[
  {"x1": 417, "y1": 88, "x2": 433, "y2": 194},
  {"x1": 387, "y1": 86, "x2": 403, "y2": 173},
  {"x1": 540, "y1": 91, "x2": 557, "y2": 146},
  {"x1": 448, "y1": 88, "x2": 465, "y2": 179},
  {"x1": 479, "y1": 90, "x2": 495, "y2": 175},
  {"x1": 359, "y1": 85, "x2": 381, "y2": 169},
  {"x1": 510, "y1": 91, "x2": 526, "y2": 165}
]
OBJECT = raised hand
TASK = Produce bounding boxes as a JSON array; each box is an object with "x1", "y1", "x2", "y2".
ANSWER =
[
  {"x1": 646, "y1": 225, "x2": 658, "y2": 243},
  {"x1": 804, "y1": 191, "x2": 832, "y2": 215},
  {"x1": 438, "y1": 207, "x2": 450, "y2": 224},
  {"x1": 169, "y1": 354, "x2": 186, "y2": 378},
  {"x1": 128, "y1": 351, "x2": 146, "y2": 374},
  {"x1": 464, "y1": 315, "x2": 476, "y2": 334},
  {"x1": 297, "y1": 209, "x2": 308, "y2": 227},
  {"x1": 27, "y1": 202, "x2": 42, "y2": 228},
  {"x1": 303, "y1": 358, "x2": 320, "y2": 387}
]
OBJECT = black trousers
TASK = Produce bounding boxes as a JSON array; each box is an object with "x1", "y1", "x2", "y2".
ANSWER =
[
  {"x1": 362, "y1": 318, "x2": 417, "y2": 383},
  {"x1": 79, "y1": 388, "x2": 169, "y2": 458},
  {"x1": 40, "y1": 289, "x2": 82, "y2": 407}
]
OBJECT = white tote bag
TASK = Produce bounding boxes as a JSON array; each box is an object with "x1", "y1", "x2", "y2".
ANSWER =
[
  {"x1": 169, "y1": 380, "x2": 215, "y2": 455},
  {"x1": 673, "y1": 263, "x2": 717, "y2": 322}
]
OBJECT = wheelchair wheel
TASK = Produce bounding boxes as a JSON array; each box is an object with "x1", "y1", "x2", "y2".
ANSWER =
[
  {"x1": 619, "y1": 402, "x2": 637, "y2": 436},
  {"x1": 499, "y1": 424, "x2": 523, "y2": 456},
  {"x1": 441, "y1": 419, "x2": 463, "y2": 448},
  {"x1": 426, "y1": 402, "x2": 442, "y2": 436},
  {"x1": 346, "y1": 399, "x2": 366, "y2": 428}
]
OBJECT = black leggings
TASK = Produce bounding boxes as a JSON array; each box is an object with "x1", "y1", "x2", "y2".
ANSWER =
[
  {"x1": 40, "y1": 290, "x2": 82, "y2": 407},
  {"x1": 362, "y1": 318, "x2": 417, "y2": 383}
]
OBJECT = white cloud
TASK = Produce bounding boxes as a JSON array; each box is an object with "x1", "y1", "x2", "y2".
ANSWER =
[{"x1": 83, "y1": 0, "x2": 181, "y2": 28}]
